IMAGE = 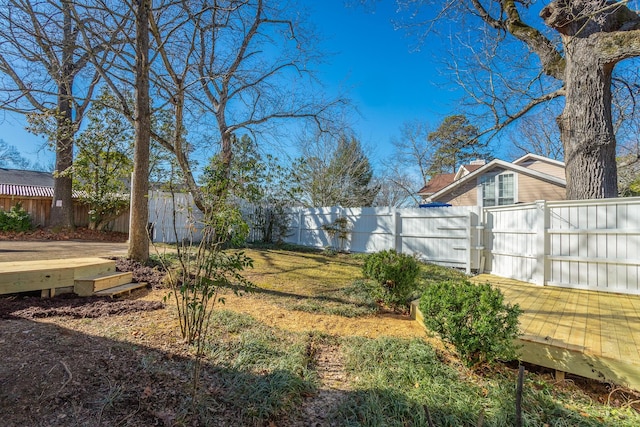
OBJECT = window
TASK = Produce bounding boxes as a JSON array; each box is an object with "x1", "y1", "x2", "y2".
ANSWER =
[
  {"x1": 498, "y1": 174, "x2": 514, "y2": 205},
  {"x1": 480, "y1": 173, "x2": 515, "y2": 206}
]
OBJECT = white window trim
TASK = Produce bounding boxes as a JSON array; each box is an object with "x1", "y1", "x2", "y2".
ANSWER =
[{"x1": 477, "y1": 171, "x2": 518, "y2": 208}]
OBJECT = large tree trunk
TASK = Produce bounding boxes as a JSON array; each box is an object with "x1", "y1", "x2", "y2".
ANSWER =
[
  {"x1": 559, "y1": 38, "x2": 617, "y2": 199},
  {"x1": 128, "y1": 0, "x2": 151, "y2": 262},
  {"x1": 49, "y1": 1, "x2": 75, "y2": 229},
  {"x1": 50, "y1": 92, "x2": 75, "y2": 228}
]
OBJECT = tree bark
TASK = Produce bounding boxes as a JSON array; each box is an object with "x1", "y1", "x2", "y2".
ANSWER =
[
  {"x1": 50, "y1": 89, "x2": 75, "y2": 228},
  {"x1": 559, "y1": 37, "x2": 617, "y2": 199},
  {"x1": 128, "y1": 0, "x2": 151, "y2": 262},
  {"x1": 49, "y1": 0, "x2": 75, "y2": 229},
  {"x1": 539, "y1": 0, "x2": 639, "y2": 199},
  {"x1": 430, "y1": 0, "x2": 640, "y2": 200}
]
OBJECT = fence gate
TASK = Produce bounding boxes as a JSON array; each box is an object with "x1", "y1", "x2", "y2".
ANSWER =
[
  {"x1": 483, "y1": 202, "x2": 545, "y2": 285},
  {"x1": 483, "y1": 198, "x2": 640, "y2": 295}
]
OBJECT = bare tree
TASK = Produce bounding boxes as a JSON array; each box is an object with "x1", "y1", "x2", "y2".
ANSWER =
[
  {"x1": 382, "y1": 120, "x2": 435, "y2": 205},
  {"x1": 387, "y1": 0, "x2": 640, "y2": 200},
  {"x1": 390, "y1": 119, "x2": 436, "y2": 186},
  {"x1": 373, "y1": 171, "x2": 419, "y2": 207},
  {"x1": 384, "y1": 116, "x2": 488, "y2": 205},
  {"x1": 0, "y1": 0, "x2": 124, "y2": 227},
  {"x1": 145, "y1": 0, "x2": 344, "y2": 211},
  {"x1": 78, "y1": 1, "x2": 344, "y2": 260},
  {"x1": 0, "y1": 139, "x2": 30, "y2": 169},
  {"x1": 508, "y1": 110, "x2": 564, "y2": 161}
]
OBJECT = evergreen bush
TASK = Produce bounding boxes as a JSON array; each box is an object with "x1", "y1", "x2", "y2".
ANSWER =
[
  {"x1": 362, "y1": 249, "x2": 420, "y2": 308},
  {"x1": 419, "y1": 280, "x2": 521, "y2": 366}
]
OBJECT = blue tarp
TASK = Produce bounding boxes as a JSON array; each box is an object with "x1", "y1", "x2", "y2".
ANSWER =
[{"x1": 419, "y1": 202, "x2": 452, "y2": 208}]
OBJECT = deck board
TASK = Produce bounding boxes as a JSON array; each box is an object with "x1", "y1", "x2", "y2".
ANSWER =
[
  {"x1": 0, "y1": 258, "x2": 115, "y2": 295},
  {"x1": 470, "y1": 274, "x2": 640, "y2": 391}
]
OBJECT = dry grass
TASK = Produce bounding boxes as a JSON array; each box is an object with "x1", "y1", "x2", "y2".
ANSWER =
[{"x1": 2, "y1": 245, "x2": 639, "y2": 426}]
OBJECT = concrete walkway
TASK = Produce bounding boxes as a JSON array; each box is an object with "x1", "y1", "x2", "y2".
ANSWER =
[{"x1": 0, "y1": 241, "x2": 128, "y2": 262}]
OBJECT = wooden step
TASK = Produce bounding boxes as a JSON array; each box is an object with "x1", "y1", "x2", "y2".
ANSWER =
[
  {"x1": 0, "y1": 258, "x2": 115, "y2": 296},
  {"x1": 94, "y1": 282, "x2": 148, "y2": 298},
  {"x1": 74, "y1": 271, "x2": 133, "y2": 296}
]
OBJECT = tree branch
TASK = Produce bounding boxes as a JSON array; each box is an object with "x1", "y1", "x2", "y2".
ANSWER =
[
  {"x1": 500, "y1": 0, "x2": 565, "y2": 79},
  {"x1": 597, "y1": 28, "x2": 640, "y2": 64},
  {"x1": 478, "y1": 87, "x2": 566, "y2": 140}
]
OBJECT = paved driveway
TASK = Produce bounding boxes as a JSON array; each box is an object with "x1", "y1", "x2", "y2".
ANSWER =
[{"x1": 0, "y1": 241, "x2": 129, "y2": 262}]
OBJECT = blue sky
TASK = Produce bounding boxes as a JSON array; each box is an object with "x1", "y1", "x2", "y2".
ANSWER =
[
  {"x1": 0, "y1": 1, "x2": 458, "y2": 170},
  {"x1": 308, "y1": 1, "x2": 456, "y2": 163}
]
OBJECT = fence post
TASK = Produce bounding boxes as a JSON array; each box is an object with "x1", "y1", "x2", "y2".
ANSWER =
[
  {"x1": 465, "y1": 210, "x2": 472, "y2": 275},
  {"x1": 393, "y1": 208, "x2": 401, "y2": 252},
  {"x1": 297, "y1": 209, "x2": 303, "y2": 245},
  {"x1": 533, "y1": 200, "x2": 548, "y2": 286}
]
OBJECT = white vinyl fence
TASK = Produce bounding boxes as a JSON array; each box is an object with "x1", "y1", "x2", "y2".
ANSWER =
[
  {"x1": 148, "y1": 191, "x2": 205, "y2": 243},
  {"x1": 485, "y1": 198, "x2": 640, "y2": 294},
  {"x1": 287, "y1": 198, "x2": 640, "y2": 295},
  {"x1": 286, "y1": 206, "x2": 482, "y2": 273},
  {"x1": 147, "y1": 192, "x2": 640, "y2": 295}
]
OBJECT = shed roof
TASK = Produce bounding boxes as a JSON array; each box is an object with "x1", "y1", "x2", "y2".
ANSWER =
[
  {"x1": 0, "y1": 184, "x2": 54, "y2": 197},
  {"x1": 0, "y1": 168, "x2": 82, "y2": 198},
  {"x1": 0, "y1": 168, "x2": 53, "y2": 187}
]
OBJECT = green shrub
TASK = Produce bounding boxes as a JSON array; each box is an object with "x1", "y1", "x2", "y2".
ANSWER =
[
  {"x1": 362, "y1": 249, "x2": 420, "y2": 308},
  {"x1": 419, "y1": 280, "x2": 521, "y2": 366},
  {"x1": 0, "y1": 203, "x2": 32, "y2": 232}
]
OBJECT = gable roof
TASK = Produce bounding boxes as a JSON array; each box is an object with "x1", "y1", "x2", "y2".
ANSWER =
[
  {"x1": 417, "y1": 173, "x2": 456, "y2": 196},
  {"x1": 427, "y1": 157, "x2": 566, "y2": 201},
  {"x1": 418, "y1": 160, "x2": 491, "y2": 196},
  {"x1": 454, "y1": 163, "x2": 484, "y2": 181},
  {"x1": 512, "y1": 153, "x2": 564, "y2": 168}
]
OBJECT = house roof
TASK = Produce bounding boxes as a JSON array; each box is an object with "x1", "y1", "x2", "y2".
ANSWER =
[
  {"x1": 0, "y1": 168, "x2": 83, "y2": 198},
  {"x1": 417, "y1": 173, "x2": 455, "y2": 196},
  {"x1": 512, "y1": 153, "x2": 564, "y2": 168},
  {"x1": 454, "y1": 164, "x2": 485, "y2": 181},
  {"x1": 461, "y1": 164, "x2": 484, "y2": 173},
  {"x1": 426, "y1": 157, "x2": 566, "y2": 202},
  {"x1": 418, "y1": 160, "x2": 492, "y2": 196}
]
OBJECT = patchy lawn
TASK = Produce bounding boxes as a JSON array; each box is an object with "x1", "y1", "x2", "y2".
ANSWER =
[{"x1": 1, "y1": 246, "x2": 638, "y2": 426}]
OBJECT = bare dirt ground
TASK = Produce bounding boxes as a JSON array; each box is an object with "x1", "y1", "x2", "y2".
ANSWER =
[{"x1": 0, "y1": 237, "x2": 428, "y2": 426}]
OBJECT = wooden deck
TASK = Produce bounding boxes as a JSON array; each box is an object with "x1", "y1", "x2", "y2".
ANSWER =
[
  {"x1": 472, "y1": 274, "x2": 640, "y2": 390},
  {"x1": 0, "y1": 258, "x2": 116, "y2": 296}
]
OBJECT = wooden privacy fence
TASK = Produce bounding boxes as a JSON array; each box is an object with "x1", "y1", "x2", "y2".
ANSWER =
[{"x1": 0, "y1": 196, "x2": 129, "y2": 232}]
